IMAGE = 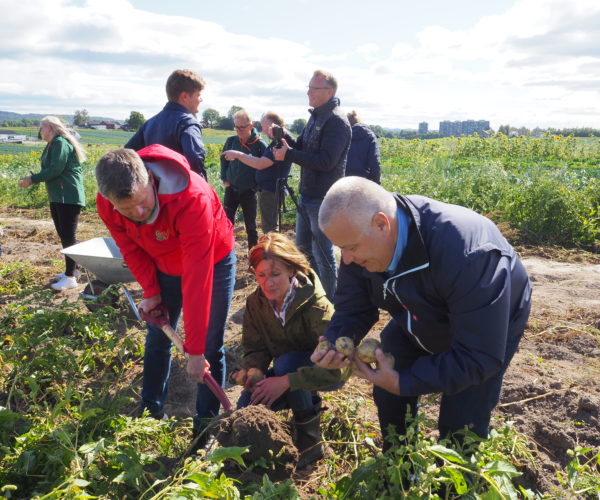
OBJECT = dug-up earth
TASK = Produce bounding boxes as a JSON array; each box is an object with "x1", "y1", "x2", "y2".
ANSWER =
[{"x1": 1, "y1": 209, "x2": 599, "y2": 496}]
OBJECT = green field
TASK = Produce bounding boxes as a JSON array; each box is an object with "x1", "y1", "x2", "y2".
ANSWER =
[
  {"x1": 2, "y1": 126, "x2": 231, "y2": 148},
  {"x1": 0, "y1": 143, "x2": 45, "y2": 155},
  {"x1": 1, "y1": 133, "x2": 598, "y2": 249}
]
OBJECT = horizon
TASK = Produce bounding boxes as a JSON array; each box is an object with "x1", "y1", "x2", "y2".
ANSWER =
[
  {"x1": 1, "y1": 0, "x2": 599, "y2": 130},
  {"x1": 3, "y1": 109, "x2": 600, "y2": 133}
]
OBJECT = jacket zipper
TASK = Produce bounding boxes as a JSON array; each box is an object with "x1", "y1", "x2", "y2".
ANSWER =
[{"x1": 382, "y1": 263, "x2": 432, "y2": 353}]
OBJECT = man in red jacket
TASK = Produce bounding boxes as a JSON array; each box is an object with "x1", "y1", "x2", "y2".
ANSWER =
[{"x1": 95, "y1": 145, "x2": 236, "y2": 439}]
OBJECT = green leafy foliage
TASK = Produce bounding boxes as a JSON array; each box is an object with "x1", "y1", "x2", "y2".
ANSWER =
[{"x1": 321, "y1": 421, "x2": 537, "y2": 499}]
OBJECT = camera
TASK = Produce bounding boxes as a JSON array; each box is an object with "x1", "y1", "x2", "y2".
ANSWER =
[{"x1": 272, "y1": 125, "x2": 285, "y2": 148}]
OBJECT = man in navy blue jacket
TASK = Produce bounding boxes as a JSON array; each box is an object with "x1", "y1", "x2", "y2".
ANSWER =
[
  {"x1": 273, "y1": 70, "x2": 351, "y2": 300},
  {"x1": 126, "y1": 69, "x2": 207, "y2": 179},
  {"x1": 314, "y1": 176, "x2": 532, "y2": 448}
]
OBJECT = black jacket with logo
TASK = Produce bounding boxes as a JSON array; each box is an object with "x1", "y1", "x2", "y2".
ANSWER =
[{"x1": 286, "y1": 98, "x2": 351, "y2": 199}]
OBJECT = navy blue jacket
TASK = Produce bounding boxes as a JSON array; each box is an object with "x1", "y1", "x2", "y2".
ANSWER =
[
  {"x1": 326, "y1": 194, "x2": 532, "y2": 397},
  {"x1": 259, "y1": 141, "x2": 292, "y2": 192},
  {"x1": 346, "y1": 123, "x2": 381, "y2": 183},
  {"x1": 286, "y1": 98, "x2": 351, "y2": 199},
  {"x1": 125, "y1": 102, "x2": 206, "y2": 178}
]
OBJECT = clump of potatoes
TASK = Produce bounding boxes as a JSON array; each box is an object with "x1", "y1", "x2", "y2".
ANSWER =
[
  {"x1": 231, "y1": 367, "x2": 264, "y2": 390},
  {"x1": 321, "y1": 336, "x2": 394, "y2": 370}
]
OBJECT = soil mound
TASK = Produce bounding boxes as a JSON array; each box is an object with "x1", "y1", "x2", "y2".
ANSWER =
[{"x1": 212, "y1": 405, "x2": 298, "y2": 480}]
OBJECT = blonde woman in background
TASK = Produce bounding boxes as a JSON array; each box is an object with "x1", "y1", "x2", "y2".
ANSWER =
[{"x1": 18, "y1": 116, "x2": 86, "y2": 290}]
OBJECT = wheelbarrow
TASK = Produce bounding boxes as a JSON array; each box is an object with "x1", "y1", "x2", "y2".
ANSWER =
[{"x1": 61, "y1": 237, "x2": 142, "y2": 321}]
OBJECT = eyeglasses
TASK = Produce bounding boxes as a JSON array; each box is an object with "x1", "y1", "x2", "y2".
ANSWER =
[
  {"x1": 235, "y1": 124, "x2": 251, "y2": 130},
  {"x1": 307, "y1": 86, "x2": 332, "y2": 91}
]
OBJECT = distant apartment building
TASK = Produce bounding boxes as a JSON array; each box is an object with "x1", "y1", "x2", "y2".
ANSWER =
[
  {"x1": 418, "y1": 122, "x2": 428, "y2": 134},
  {"x1": 439, "y1": 120, "x2": 490, "y2": 137}
]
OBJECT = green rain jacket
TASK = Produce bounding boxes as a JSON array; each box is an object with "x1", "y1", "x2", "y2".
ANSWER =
[
  {"x1": 242, "y1": 269, "x2": 345, "y2": 391},
  {"x1": 31, "y1": 136, "x2": 85, "y2": 206}
]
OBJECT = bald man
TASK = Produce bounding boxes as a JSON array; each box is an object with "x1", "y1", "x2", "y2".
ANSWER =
[{"x1": 313, "y1": 176, "x2": 532, "y2": 449}]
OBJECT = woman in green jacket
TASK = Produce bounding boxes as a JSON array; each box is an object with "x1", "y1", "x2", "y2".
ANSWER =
[
  {"x1": 232, "y1": 232, "x2": 342, "y2": 468},
  {"x1": 18, "y1": 116, "x2": 86, "y2": 290}
]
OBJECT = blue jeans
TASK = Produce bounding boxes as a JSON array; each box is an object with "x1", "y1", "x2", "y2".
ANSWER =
[
  {"x1": 237, "y1": 351, "x2": 315, "y2": 412},
  {"x1": 374, "y1": 317, "x2": 524, "y2": 449},
  {"x1": 295, "y1": 195, "x2": 337, "y2": 300},
  {"x1": 141, "y1": 249, "x2": 236, "y2": 426}
]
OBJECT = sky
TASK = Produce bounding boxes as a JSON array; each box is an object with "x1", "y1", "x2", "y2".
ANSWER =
[{"x1": 1, "y1": 0, "x2": 599, "y2": 130}]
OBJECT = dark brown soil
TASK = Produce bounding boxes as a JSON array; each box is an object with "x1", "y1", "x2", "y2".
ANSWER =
[{"x1": 211, "y1": 405, "x2": 298, "y2": 481}]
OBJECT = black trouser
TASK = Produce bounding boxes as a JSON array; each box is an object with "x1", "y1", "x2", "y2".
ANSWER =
[
  {"x1": 50, "y1": 202, "x2": 81, "y2": 276},
  {"x1": 223, "y1": 186, "x2": 258, "y2": 248}
]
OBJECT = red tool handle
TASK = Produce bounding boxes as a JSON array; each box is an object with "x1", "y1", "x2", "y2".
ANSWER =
[{"x1": 139, "y1": 305, "x2": 233, "y2": 412}]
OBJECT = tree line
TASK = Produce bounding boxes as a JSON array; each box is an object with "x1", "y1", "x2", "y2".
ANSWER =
[
  {"x1": 3, "y1": 110, "x2": 600, "y2": 139},
  {"x1": 201, "y1": 106, "x2": 307, "y2": 134}
]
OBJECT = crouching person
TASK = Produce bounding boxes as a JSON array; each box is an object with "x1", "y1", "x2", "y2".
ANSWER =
[
  {"x1": 95, "y1": 145, "x2": 236, "y2": 447},
  {"x1": 313, "y1": 176, "x2": 532, "y2": 450},
  {"x1": 232, "y1": 232, "x2": 342, "y2": 468}
]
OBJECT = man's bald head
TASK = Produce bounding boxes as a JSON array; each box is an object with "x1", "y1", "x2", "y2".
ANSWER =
[
  {"x1": 319, "y1": 177, "x2": 398, "y2": 273},
  {"x1": 319, "y1": 176, "x2": 397, "y2": 232}
]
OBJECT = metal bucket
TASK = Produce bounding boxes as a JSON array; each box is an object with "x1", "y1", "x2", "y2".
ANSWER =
[
  {"x1": 61, "y1": 237, "x2": 135, "y2": 285},
  {"x1": 61, "y1": 238, "x2": 141, "y2": 321}
]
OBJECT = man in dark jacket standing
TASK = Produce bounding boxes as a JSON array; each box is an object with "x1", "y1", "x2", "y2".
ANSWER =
[
  {"x1": 314, "y1": 176, "x2": 532, "y2": 449},
  {"x1": 346, "y1": 110, "x2": 381, "y2": 183},
  {"x1": 126, "y1": 69, "x2": 207, "y2": 179},
  {"x1": 220, "y1": 109, "x2": 267, "y2": 249},
  {"x1": 274, "y1": 70, "x2": 351, "y2": 300}
]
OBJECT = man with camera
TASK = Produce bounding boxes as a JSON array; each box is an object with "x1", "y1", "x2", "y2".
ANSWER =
[
  {"x1": 273, "y1": 69, "x2": 351, "y2": 300},
  {"x1": 221, "y1": 111, "x2": 291, "y2": 233}
]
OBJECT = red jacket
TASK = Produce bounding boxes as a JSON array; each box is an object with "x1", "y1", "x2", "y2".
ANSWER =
[{"x1": 97, "y1": 144, "x2": 235, "y2": 354}]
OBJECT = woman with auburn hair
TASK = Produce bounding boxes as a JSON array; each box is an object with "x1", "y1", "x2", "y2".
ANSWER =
[
  {"x1": 233, "y1": 231, "x2": 342, "y2": 468},
  {"x1": 18, "y1": 116, "x2": 86, "y2": 290}
]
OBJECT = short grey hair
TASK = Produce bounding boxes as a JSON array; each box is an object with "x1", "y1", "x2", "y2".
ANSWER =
[
  {"x1": 233, "y1": 109, "x2": 251, "y2": 124},
  {"x1": 95, "y1": 148, "x2": 149, "y2": 200},
  {"x1": 319, "y1": 177, "x2": 396, "y2": 231},
  {"x1": 313, "y1": 69, "x2": 338, "y2": 94}
]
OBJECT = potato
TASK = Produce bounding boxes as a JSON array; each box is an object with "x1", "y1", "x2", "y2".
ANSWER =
[
  {"x1": 316, "y1": 339, "x2": 334, "y2": 352},
  {"x1": 231, "y1": 369, "x2": 247, "y2": 386},
  {"x1": 356, "y1": 338, "x2": 382, "y2": 364},
  {"x1": 335, "y1": 336, "x2": 355, "y2": 357},
  {"x1": 246, "y1": 367, "x2": 264, "y2": 390}
]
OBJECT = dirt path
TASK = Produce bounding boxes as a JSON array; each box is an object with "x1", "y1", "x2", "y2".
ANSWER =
[{"x1": 1, "y1": 211, "x2": 599, "y2": 494}]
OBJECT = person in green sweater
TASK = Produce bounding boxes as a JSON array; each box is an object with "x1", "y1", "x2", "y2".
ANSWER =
[
  {"x1": 232, "y1": 232, "x2": 344, "y2": 468},
  {"x1": 18, "y1": 116, "x2": 86, "y2": 290}
]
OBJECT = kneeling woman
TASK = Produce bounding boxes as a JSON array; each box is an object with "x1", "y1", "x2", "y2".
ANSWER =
[{"x1": 233, "y1": 232, "x2": 341, "y2": 467}]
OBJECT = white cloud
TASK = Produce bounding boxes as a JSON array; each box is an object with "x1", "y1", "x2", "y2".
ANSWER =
[{"x1": 356, "y1": 43, "x2": 379, "y2": 60}]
